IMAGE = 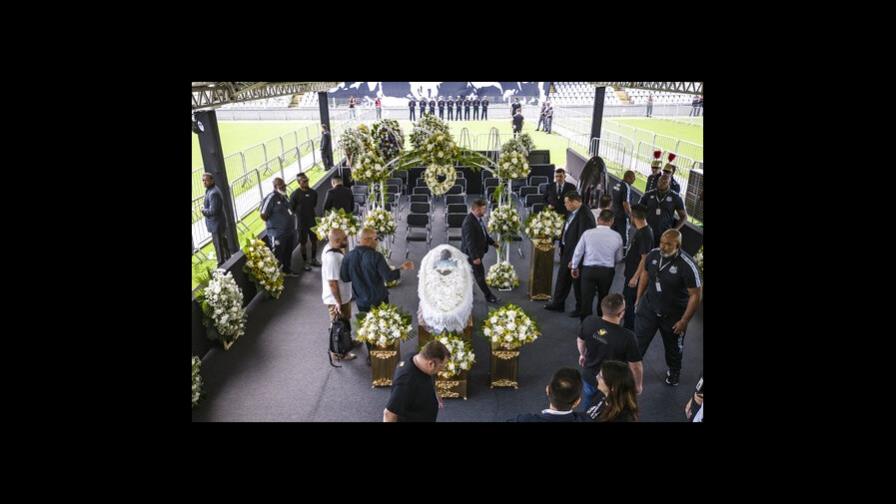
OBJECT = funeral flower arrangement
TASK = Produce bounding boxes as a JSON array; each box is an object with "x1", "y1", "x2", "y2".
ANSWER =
[
  {"x1": 694, "y1": 246, "x2": 703, "y2": 273},
  {"x1": 192, "y1": 356, "x2": 202, "y2": 408},
  {"x1": 351, "y1": 148, "x2": 389, "y2": 184},
  {"x1": 486, "y1": 262, "x2": 519, "y2": 289},
  {"x1": 371, "y1": 119, "x2": 405, "y2": 163},
  {"x1": 487, "y1": 204, "x2": 521, "y2": 238},
  {"x1": 423, "y1": 164, "x2": 458, "y2": 196},
  {"x1": 495, "y1": 150, "x2": 529, "y2": 180},
  {"x1": 517, "y1": 133, "x2": 536, "y2": 155},
  {"x1": 364, "y1": 208, "x2": 397, "y2": 236},
  {"x1": 524, "y1": 207, "x2": 565, "y2": 240},
  {"x1": 409, "y1": 114, "x2": 451, "y2": 150},
  {"x1": 198, "y1": 269, "x2": 247, "y2": 346},
  {"x1": 242, "y1": 238, "x2": 284, "y2": 299},
  {"x1": 418, "y1": 130, "x2": 459, "y2": 166},
  {"x1": 435, "y1": 333, "x2": 475, "y2": 379},
  {"x1": 356, "y1": 302, "x2": 414, "y2": 348},
  {"x1": 482, "y1": 304, "x2": 540, "y2": 350},
  {"x1": 339, "y1": 124, "x2": 376, "y2": 163},
  {"x1": 313, "y1": 208, "x2": 360, "y2": 240},
  {"x1": 500, "y1": 133, "x2": 535, "y2": 158}
]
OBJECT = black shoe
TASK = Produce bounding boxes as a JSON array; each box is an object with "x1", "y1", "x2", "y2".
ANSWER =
[
  {"x1": 665, "y1": 370, "x2": 680, "y2": 386},
  {"x1": 486, "y1": 296, "x2": 500, "y2": 304},
  {"x1": 544, "y1": 303, "x2": 564, "y2": 312}
]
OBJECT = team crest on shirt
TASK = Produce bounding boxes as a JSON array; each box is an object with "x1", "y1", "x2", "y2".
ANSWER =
[
  {"x1": 670, "y1": 266, "x2": 678, "y2": 274},
  {"x1": 652, "y1": 259, "x2": 658, "y2": 265},
  {"x1": 666, "y1": 196, "x2": 672, "y2": 202},
  {"x1": 598, "y1": 329, "x2": 607, "y2": 336}
]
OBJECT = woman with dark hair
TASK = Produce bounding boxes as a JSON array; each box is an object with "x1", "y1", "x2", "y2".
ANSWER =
[
  {"x1": 578, "y1": 156, "x2": 608, "y2": 209},
  {"x1": 586, "y1": 360, "x2": 639, "y2": 422}
]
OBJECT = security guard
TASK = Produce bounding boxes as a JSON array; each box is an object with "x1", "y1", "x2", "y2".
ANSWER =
[
  {"x1": 511, "y1": 98, "x2": 521, "y2": 117},
  {"x1": 428, "y1": 98, "x2": 436, "y2": 117},
  {"x1": 645, "y1": 150, "x2": 663, "y2": 193},
  {"x1": 289, "y1": 172, "x2": 319, "y2": 272},
  {"x1": 409, "y1": 97, "x2": 416, "y2": 121},
  {"x1": 418, "y1": 97, "x2": 427, "y2": 117},
  {"x1": 639, "y1": 175, "x2": 687, "y2": 248},
  {"x1": 463, "y1": 96, "x2": 471, "y2": 120},
  {"x1": 481, "y1": 96, "x2": 489, "y2": 120},
  {"x1": 472, "y1": 96, "x2": 481, "y2": 120},
  {"x1": 611, "y1": 170, "x2": 636, "y2": 247},
  {"x1": 634, "y1": 228, "x2": 701, "y2": 387},
  {"x1": 438, "y1": 96, "x2": 445, "y2": 120},
  {"x1": 446, "y1": 96, "x2": 454, "y2": 121},
  {"x1": 260, "y1": 177, "x2": 297, "y2": 276}
]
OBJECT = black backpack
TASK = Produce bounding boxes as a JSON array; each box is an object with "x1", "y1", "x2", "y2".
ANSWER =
[{"x1": 328, "y1": 317, "x2": 354, "y2": 367}]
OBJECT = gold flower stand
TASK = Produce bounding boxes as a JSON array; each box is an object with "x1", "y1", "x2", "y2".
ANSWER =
[
  {"x1": 417, "y1": 315, "x2": 473, "y2": 350},
  {"x1": 370, "y1": 340, "x2": 401, "y2": 388},
  {"x1": 489, "y1": 344, "x2": 520, "y2": 389},
  {"x1": 529, "y1": 238, "x2": 555, "y2": 301},
  {"x1": 435, "y1": 370, "x2": 468, "y2": 400}
]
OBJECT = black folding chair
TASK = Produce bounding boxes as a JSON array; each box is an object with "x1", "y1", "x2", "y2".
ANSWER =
[
  {"x1": 446, "y1": 194, "x2": 466, "y2": 206},
  {"x1": 520, "y1": 186, "x2": 539, "y2": 199},
  {"x1": 413, "y1": 187, "x2": 432, "y2": 197},
  {"x1": 405, "y1": 213, "x2": 432, "y2": 258},
  {"x1": 446, "y1": 213, "x2": 466, "y2": 242},
  {"x1": 410, "y1": 194, "x2": 432, "y2": 204},
  {"x1": 410, "y1": 202, "x2": 431, "y2": 214},
  {"x1": 538, "y1": 182, "x2": 549, "y2": 194},
  {"x1": 446, "y1": 185, "x2": 465, "y2": 196},
  {"x1": 529, "y1": 175, "x2": 549, "y2": 187}
]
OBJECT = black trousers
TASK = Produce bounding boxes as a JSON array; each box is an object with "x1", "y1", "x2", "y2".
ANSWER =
[
  {"x1": 410, "y1": 109, "x2": 416, "y2": 120},
  {"x1": 447, "y1": 109, "x2": 453, "y2": 120},
  {"x1": 269, "y1": 230, "x2": 297, "y2": 274},
  {"x1": 612, "y1": 215, "x2": 629, "y2": 247},
  {"x1": 481, "y1": 108, "x2": 488, "y2": 120},
  {"x1": 429, "y1": 108, "x2": 435, "y2": 116},
  {"x1": 464, "y1": 109, "x2": 470, "y2": 120},
  {"x1": 439, "y1": 109, "x2": 444, "y2": 119},
  {"x1": 622, "y1": 278, "x2": 637, "y2": 330},
  {"x1": 536, "y1": 115, "x2": 545, "y2": 130},
  {"x1": 321, "y1": 150, "x2": 333, "y2": 170},
  {"x1": 635, "y1": 301, "x2": 685, "y2": 372},
  {"x1": 211, "y1": 230, "x2": 232, "y2": 266},
  {"x1": 473, "y1": 108, "x2": 479, "y2": 120},
  {"x1": 580, "y1": 265, "x2": 615, "y2": 319},
  {"x1": 552, "y1": 252, "x2": 581, "y2": 311},
  {"x1": 297, "y1": 226, "x2": 317, "y2": 261},
  {"x1": 420, "y1": 108, "x2": 426, "y2": 117},
  {"x1": 469, "y1": 258, "x2": 494, "y2": 299}
]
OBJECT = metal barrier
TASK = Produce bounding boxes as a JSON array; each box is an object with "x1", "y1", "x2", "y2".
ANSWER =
[
  {"x1": 589, "y1": 138, "x2": 632, "y2": 177},
  {"x1": 191, "y1": 195, "x2": 212, "y2": 248},
  {"x1": 230, "y1": 170, "x2": 264, "y2": 221}
]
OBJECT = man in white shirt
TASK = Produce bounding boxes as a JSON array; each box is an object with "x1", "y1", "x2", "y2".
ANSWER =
[
  {"x1": 571, "y1": 209, "x2": 624, "y2": 320},
  {"x1": 321, "y1": 228, "x2": 358, "y2": 361}
]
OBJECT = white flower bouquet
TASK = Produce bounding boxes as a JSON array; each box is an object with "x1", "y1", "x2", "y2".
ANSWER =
[
  {"x1": 313, "y1": 208, "x2": 360, "y2": 240},
  {"x1": 419, "y1": 131, "x2": 459, "y2": 166},
  {"x1": 486, "y1": 261, "x2": 520, "y2": 289},
  {"x1": 423, "y1": 164, "x2": 457, "y2": 196},
  {"x1": 487, "y1": 204, "x2": 521, "y2": 239},
  {"x1": 524, "y1": 207, "x2": 565, "y2": 240},
  {"x1": 482, "y1": 303, "x2": 540, "y2": 350},
  {"x1": 435, "y1": 333, "x2": 475, "y2": 379},
  {"x1": 495, "y1": 150, "x2": 530, "y2": 181},
  {"x1": 339, "y1": 124, "x2": 376, "y2": 162},
  {"x1": 371, "y1": 119, "x2": 405, "y2": 163},
  {"x1": 356, "y1": 302, "x2": 413, "y2": 348},
  {"x1": 364, "y1": 208, "x2": 397, "y2": 237},
  {"x1": 694, "y1": 246, "x2": 703, "y2": 273},
  {"x1": 198, "y1": 269, "x2": 247, "y2": 346},
  {"x1": 409, "y1": 114, "x2": 451, "y2": 150},
  {"x1": 192, "y1": 356, "x2": 202, "y2": 408},
  {"x1": 242, "y1": 238, "x2": 284, "y2": 299},
  {"x1": 351, "y1": 148, "x2": 389, "y2": 184}
]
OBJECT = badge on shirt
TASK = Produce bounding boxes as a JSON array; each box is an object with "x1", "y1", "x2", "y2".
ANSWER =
[
  {"x1": 656, "y1": 208, "x2": 662, "y2": 215},
  {"x1": 652, "y1": 259, "x2": 657, "y2": 265},
  {"x1": 666, "y1": 196, "x2": 672, "y2": 202},
  {"x1": 598, "y1": 329, "x2": 607, "y2": 336},
  {"x1": 655, "y1": 281, "x2": 662, "y2": 292},
  {"x1": 670, "y1": 266, "x2": 678, "y2": 274}
]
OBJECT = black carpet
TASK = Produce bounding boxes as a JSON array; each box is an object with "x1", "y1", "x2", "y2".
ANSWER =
[{"x1": 192, "y1": 194, "x2": 703, "y2": 422}]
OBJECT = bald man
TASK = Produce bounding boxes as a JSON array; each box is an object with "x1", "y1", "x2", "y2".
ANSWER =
[
  {"x1": 261, "y1": 177, "x2": 297, "y2": 276},
  {"x1": 322, "y1": 228, "x2": 358, "y2": 361},
  {"x1": 340, "y1": 228, "x2": 414, "y2": 364}
]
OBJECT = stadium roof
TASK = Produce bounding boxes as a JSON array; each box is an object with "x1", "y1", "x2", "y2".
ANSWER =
[
  {"x1": 590, "y1": 82, "x2": 702, "y2": 94},
  {"x1": 191, "y1": 82, "x2": 340, "y2": 111}
]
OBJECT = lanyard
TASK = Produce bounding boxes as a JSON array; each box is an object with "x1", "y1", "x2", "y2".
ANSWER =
[{"x1": 658, "y1": 254, "x2": 677, "y2": 272}]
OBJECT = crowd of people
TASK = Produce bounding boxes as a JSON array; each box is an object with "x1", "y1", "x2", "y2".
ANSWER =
[{"x1": 408, "y1": 95, "x2": 491, "y2": 121}]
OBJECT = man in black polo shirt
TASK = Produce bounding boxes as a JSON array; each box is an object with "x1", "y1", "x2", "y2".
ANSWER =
[
  {"x1": 634, "y1": 229, "x2": 702, "y2": 387},
  {"x1": 508, "y1": 368, "x2": 592, "y2": 422},
  {"x1": 611, "y1": 170, "x2": 636, "y2": 247},
  {"x1": 577, "y1": 293, "x2": 643, "y2": 409},
  {"x1": 408, "y1": 97, "x2": 416, "y2": 121},
  {"x1": 383, "y1": 341, "x2": 450, "y2": 422},
  {"x1": 437, "y1": 96, "x2": 445, "y2": 119},
  {"x1": 622, "y1": 204, "x2": 654, "y2": 331},
  {"x1": 446, "y1": 96, "x2": 454, "y2": 120},
  {"x1": 639, "y1": 175, "x2": 687, "y2": 248},
  {"x1": 645, "y1": 150, "x2": 663, "y2": 193}
]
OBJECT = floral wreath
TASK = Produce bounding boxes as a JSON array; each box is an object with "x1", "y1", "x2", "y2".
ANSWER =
[{"x1": 423, "y1": 164, "x2": 457, "y2": 196}]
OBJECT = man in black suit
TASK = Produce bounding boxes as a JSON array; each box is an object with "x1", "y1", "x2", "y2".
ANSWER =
[
  {"x1": 320, "y1": 123, "x2": 333, "y2": 169},
  {"x1": 446, "y1": 96, "x2": 454, "y2": 120},
  {"x1": 461, "y1": 199, "x2": 499, "y2": 304},
  {"x1": 438, "y1": 97, "x2": 445, "y2": 119},
  {"x1": 544, "y1": 168, "x2": 577, "y2": 216},
  {"x1": 201, "y1": 172, "x2": 232, "y2": 266},
  {"x1": 428, "y1": 98, "x2": 436, "y2": 117},
  {"x1": 481, "y1": 97, "x2": 489, "y2": 120},
  {"x1": 419, "y1": 98, "x2": 427, "y2": 117},
  {"x1": 409, "y1": 97, "x2": 416, "y2": 121},
  {"x1": 511, "y1": 98, "x2": 521, "y2": 117},
  {"x1": 463, "y1": 97, "x2": 471, "y2": 120},
  {"x1": 323, "y1": 175, "x2": 354, "y2": 214},
  {"x1": 472, "y1": 96, "x2": 480, "y2": 120},
  {"x1": 512, "y1": 109, "x2": 524, "y2": 137},
  {"x1": 544, "y1": 192, "x2": 596, "y2": 316}
]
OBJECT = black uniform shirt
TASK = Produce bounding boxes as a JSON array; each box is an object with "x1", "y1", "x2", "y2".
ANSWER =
[
  {"x1": 438, "y1": 99, "x2": 445, "y2": 109},
  {"x1": 447, "y1": 99, "x2": 454, "y2": 109},
  {"x1": 289, "y1": 187, "x2": 318, "y2": 228},
  {"x1": 463, "y1": 99, "x2": 471, "y2": 110},
  {"x1": 643, "y1": 248, "x2": 701, "y2": 315},
  {"x1": 473, "y1": 99, "x2": 480, "y2": 109},
  {"x1": 577, "y1": 316, "x2": 641, "y2": 388},
  {"x1": 482, "y1": 99, "x2": 489, "y2": 109},
  {"x1": 385, "y1": 354, "x2": 439, "y2": 422},
  {"x1": 640, "y1": 189, "x2": 684, "y2": 237},
  {"x1": 611, "y1": 179, "x2": 631, "y2": 219},
  {"x1": 624, "y1": 225, "x2": 654, "y2": 279},
  {"x1": 408, "y1": 99, "x2": 416, "y2": 109}
]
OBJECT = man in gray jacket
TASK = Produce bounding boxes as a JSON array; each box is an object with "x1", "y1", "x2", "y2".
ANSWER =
[{"x1": 201, "y1": 173, "x2": 231, "y2": 266}]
